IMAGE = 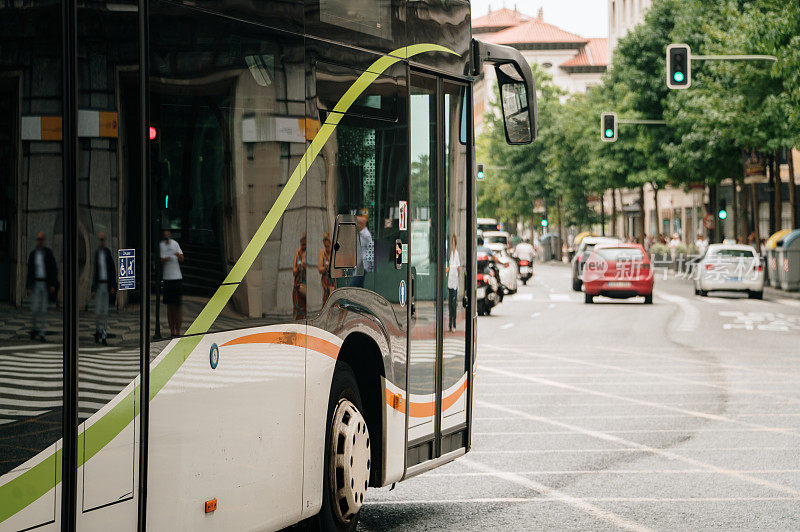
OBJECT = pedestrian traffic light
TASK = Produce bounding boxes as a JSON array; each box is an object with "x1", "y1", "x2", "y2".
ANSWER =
[
  {"x1": 718, "y1": 199, "x2": 727, "y2": 220},
  {"x1": 476, "y1": 163, "x2": 485, "y2": 180},
  {"x1": 667, "y1": 44, "x2": 691, "y2": 89},
  {"x1": 600, "y1": 113, "x2": 617, "y2": 143},
  {"x1": 541, "y1": 219, "x2": 548, "y2": 228}
]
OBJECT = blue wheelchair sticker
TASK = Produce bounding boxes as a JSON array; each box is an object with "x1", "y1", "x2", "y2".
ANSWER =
[{"x1": 209, "y1": 343, "x2": 219, "y2": 369}]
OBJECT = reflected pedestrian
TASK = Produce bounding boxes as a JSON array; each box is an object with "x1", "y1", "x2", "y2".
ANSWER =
[
  {"x1": 159, "y1": 230, "x2": 184, "y2": 337},
  {"x1": 446, "y1": 233, "x2": 461, "y2": 332},
  {"x1": 26, "y1": 232, "x2": 58, "y2": 342},
  {"x1": 352, "y1": 215, "x2": 373, "y2": 288},
  {"x1": 293, "y1": 233, "x2": 307, "y2": 320},
  {"x1": 318, "y1": 231, "x2": 333, "y2": 306},
  {"x1": 91, "y1": 232, "x2": 116, "y2": 345}
]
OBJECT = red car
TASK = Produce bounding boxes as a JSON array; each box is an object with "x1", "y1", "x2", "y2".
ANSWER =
[{"x1": 583, "y1": 243, "x2": 654, "y2": 304}]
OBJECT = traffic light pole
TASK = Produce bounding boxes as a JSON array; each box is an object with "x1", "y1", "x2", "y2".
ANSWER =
[{"x1": 692, "y1": 54, "x2": 777, "y2": 62}]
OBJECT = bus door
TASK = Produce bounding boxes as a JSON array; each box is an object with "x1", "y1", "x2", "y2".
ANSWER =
[{"x1": 406, "y1": 72, "x2": 471, "y2": 472}]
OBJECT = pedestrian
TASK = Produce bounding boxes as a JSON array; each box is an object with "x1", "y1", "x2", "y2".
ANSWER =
[
  {"x1": 91, "y1": 232, "x2": 116, "y2": 345},
  {"x1": 669, "y1": 232, "x2": 682, "y2": 256},
  {"x1": 26, "y1": 232, "x2": 58, "y2": 342},
  {"x1": 694, "y1": 233, "x2": 709, "y2": 257},
  {"x1": 293, "y1": 233, "x2": 307, "y2": 320},
  {"x1": 446, "y1": 233, "x2": 461, "y2": 332},
  {"x1": 159, "y1": 230, "x2": 184, "y2": 337},
  {"x1": 352, "y1": 215, "x2": 373, "y2": 288},
  {"x1": 317, "y1": 231, "x2": 333, "y2": 306}
]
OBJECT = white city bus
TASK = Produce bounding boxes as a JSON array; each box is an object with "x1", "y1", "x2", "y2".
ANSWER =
[{"x1": 0, "y1": 1, "x2": 535, "y2": 529}]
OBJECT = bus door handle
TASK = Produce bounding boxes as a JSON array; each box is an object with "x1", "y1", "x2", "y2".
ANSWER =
[{"x1": 409, "y1": 271, "x2": 416, "y2": 318}]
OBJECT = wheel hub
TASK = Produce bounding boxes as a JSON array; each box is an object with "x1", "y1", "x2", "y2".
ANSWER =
[{"x1": 329, "y1": 398, "x2": 370, "y2": 524}]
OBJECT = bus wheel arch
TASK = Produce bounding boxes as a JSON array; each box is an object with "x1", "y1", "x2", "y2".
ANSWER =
[{"x1": 336, "y1": 332, "x2": 385, "y2": 488}]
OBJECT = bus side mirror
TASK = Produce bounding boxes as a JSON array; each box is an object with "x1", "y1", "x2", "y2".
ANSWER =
[
  {"x1": 331, "y1": 214, "x2": 361, "y2": 279},
  {"x1": 473, "y1": 38, "x2": 537, "y2": 145}
]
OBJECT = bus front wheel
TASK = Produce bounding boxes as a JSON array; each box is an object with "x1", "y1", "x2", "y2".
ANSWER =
[{"x1": 319, "y1": 362, "x2": 370, "y2": 532}]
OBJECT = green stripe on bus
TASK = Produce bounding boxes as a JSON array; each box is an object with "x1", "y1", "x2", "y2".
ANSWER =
[{"x1": 0, "y1": 43, "x2": 456, "y2": 524}]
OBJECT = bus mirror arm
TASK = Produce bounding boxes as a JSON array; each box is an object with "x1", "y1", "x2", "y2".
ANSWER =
[{"x1": 472, "y1": 39, "x2": 537, "y2": 144}]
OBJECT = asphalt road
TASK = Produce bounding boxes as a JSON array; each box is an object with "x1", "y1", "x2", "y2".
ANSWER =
[{"x1": 360, "y1": 261, "x2": 800, "y2": 531}]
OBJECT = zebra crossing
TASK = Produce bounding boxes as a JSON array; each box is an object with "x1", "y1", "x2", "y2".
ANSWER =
[{"x1": 0, "y1": 344, "x2": 139, "y2": 425}]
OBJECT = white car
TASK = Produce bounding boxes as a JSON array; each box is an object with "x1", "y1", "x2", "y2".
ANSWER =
[
  {"x1": 694, "y1": 244, "x2": 764, "y2": 299},
  {"x1": 482, "y1": 230, "x2": 510, "y2": 253},
  {"x1": 495, "y1": 250, "x2": 519, "y2": 294}
]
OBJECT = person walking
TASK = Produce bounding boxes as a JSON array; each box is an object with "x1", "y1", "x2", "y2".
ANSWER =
[
  {"x1": 159, "y1": 230, "x2": 184, "y2": 337},
  {"x1": 293, "y1": 233, "x2": 307, "y2": 320},
  {"x1": 446, "y1": 233, "x2": 461, "y2": 332},
  {"x1": 91, "y1": 232, "x2": 116, "y2": 345},
  {"x1": 26, "y1": 232, "x2": 58, "y2": 342},
  {"x1": 317, "y1": 231, "x2": 333, "y2": 306}
]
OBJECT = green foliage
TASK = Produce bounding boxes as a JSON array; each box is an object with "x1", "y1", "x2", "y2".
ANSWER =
[{"x1": 475, "y1": 0, "x2": 799, "y2": 231}]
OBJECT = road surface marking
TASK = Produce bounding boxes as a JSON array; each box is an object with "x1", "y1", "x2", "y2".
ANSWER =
[
  {"x1": 458, "y1": 458, "x2": 654, "y2": 532},
  {"x1": 478, "y1": 363, "x2": 800, "y2": 437},
  {"x1": 366, "y1": 496, "x2": 800, "y2": 504},
  {"x1": 657, "y1": 292, "x2": 700, "y2": 332},
  {"x1": 549, "y1": 293, "x2": 572, "y2": 301},
  {"x1": 426, "y1": 469, "x2": 800, "y2": 477},
  {"x1": 499, "y1": 323, "x2": 515, "y2": 330},
  {"x1": 485, "y1": 345, "x2": 796, "y2": 402},
  {"x1": 548, "y1": 303, "x2": 556, "y2": 309},
  {"x1": 478, "y1": 400, "x2": 800, "y2": 497},
  {"x1": 513, "y1": 293, "x2": 533, "y2": 301},
  {"x1": 468, "y1": 447, "x2": 798, "y2": 455},
  {"x1": 777, "y1": 298, "x2": 800, "y2": 308},
  {"x1": 530, "y1": 312, "x2": 541, "y2": 318}
]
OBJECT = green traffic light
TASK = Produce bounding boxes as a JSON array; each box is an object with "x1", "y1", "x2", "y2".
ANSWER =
[
  {"x1": 604, "y1": 129, "x2": 614, "y2": 138},
  {"x1": 541, "y1": 219, "x2": 548, "y2": 227},
  {"x1": 673, "y1": 71, "x2": 685, "y2": 83},
  {"x1": 718, "y1": 210, "x2": 727, "y2": 220}
]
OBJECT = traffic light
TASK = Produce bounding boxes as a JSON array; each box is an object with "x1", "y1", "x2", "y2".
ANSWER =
[
  {"x1": 667, "y1": 44, "x2": 691, "y2": 89},
  {"x1": 600, "y1": 113, "x2": 617, "y2": 143},
  {"x1": 476, "y1": 163, "x2": 485, "y2": 181},
  {"x1": 718, "y1": 199, "x2": 727, "y2": 220},
  {"x1": 540, "y1": 219, "x2": 548, "y2": 228}
]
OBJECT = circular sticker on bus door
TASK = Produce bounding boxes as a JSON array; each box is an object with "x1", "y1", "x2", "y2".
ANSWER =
[
  {"x1": 399, "y1": 280, "x2": 407, "y2": 307},
  {"x1": 209, "y1": 343, "x2": 219, "y2": 369}
]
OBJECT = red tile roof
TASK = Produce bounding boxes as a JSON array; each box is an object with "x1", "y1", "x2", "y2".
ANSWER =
[
  {"x1": 561, "y1": 38, "x2": 609, "y2": 67},
  {"x1": 484, "y1": 17, "x2": 588, "y2": 45},
  {"x1": 471, "y1": 7, "x2": 531, "y2": 29}
]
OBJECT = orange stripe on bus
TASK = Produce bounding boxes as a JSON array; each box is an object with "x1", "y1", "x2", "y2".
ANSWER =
[
  {"x1": 386, "y1": 378, "x2": 467, "y2": 418},
  {"x1": 221, "y1": 332, "x2": 340, "y2": 360}
]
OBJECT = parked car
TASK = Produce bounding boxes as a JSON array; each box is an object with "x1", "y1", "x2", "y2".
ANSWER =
[
  {"x1": 583, "y1": 243, "x2": 654, "y2": 304},
  {"x1": 477, "y1": 251, "x2": 501, "y2": 315},
  {"x1": 496, "y1": 250, "x2": 519, "y2": 294},
  {"x1": 571, "y1": 236, "x2": 620, "y2": 291},
  {"x1": 694, "y1": 244, "x2": 764, "y2": 299}
]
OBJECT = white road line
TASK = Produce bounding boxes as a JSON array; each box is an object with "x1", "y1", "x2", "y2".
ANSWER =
[
  {"x1": 530, "y1": 312, "x2": 541, "y2": 318},
  {"x1": 478, "y1": 400, "x2": 800, "y2": 497},
  {"x1": 499, "y1": 323, "x2": 515, "y2": 330},
  {"x1": 514, "y1": 293, "x2": 534, "y2": 301},
  {"x1": 468, "y1": 447, "x2": 797, "y2": 455},
  {"x1": 657, "y1": 292, "x2": 700, "y2": 332},
  {"x1": 478, "y1": 364, "x2": 800, "y2": 436},
  {"x1": 596, "y1": 345, "x2": 800, "y2": 379},
  {"x1": 366, "y1": 496, "x2": 800, "y2": 504},
  {"x1": 549, "y1": 293, "x2": 572, "y2": 301},
  {"x1": 472, "y1": 428, "x2": 799, "y2": 435},
  {"x1": 426, "y1": 469, "x2": 800, "y2": 477},
  {"x1": 483, "y1": 344, "x2": 796, "y2": 402},
  {"x1": 458, "y1": 458, "x2": 654, "y2": 532},
  {"x1": 548, "y1": 303, "x2": 556, "y2": 309}
]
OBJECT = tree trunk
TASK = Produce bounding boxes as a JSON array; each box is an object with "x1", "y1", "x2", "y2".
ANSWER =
[
  {"x1": 708, "y1": 183, "x2": 717, "y2": 243},
  {"x1": 638, "y1": 186, "x2": 645, "y2": 243},
  {"x1": 733, "y1": 175, "x2": 740, "y2": 242},
  {"x1": 768, "y1": 154, "x2": 777, "y2": 234},
  {"x1": 652, "y1": 184, "x2": 659, "y2": 241},
  {"x1": 789, "y1": 149, "x2": 797, "y2": 229},
  {"x1": 775, "y1": 151, "x2": 783, "y2": 230},
  {"x1": 740, "y1": 152, "x2": 750, "y2": 241},
  {"x1": 751, "y1": 182, "x2": 760, "y2": 245},
  {"x1": 556, "y1": 197, "x2": 564, "y2": 261},
  {"x1": 611, "y1": 187, "x2": 618, "y2": 237}
]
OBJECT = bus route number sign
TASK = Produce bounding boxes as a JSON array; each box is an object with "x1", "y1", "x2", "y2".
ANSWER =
[{"x1": 118, "y1": 249, "x2": 135, "y2": 290}]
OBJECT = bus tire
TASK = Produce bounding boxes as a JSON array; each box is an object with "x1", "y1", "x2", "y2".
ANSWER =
[{"x1": 318, "y1": 362, "x2": 370, "y2": 532}]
